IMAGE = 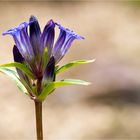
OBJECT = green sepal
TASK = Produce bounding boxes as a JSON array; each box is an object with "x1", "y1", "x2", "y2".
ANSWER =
[
  {"x1": 55, "y1": 59, "x2": 95, "y2": 74},
  {"x1": 0, "y1": 62, "x2": 34, "y2": 79},
  {"x1": 38, "y1": 79, "x2": 90, "y2": 101},
  {"x1": 0, "y1": 67, "x2": 28, "y2": 95},
  {"x1": 42, "y1": 47, "x2": 49, "y2": 69}
]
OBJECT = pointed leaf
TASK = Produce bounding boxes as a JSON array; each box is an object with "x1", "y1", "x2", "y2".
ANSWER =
[
  {"x1": 54, "y1": 79, "x2": 91, "y2": 86},
  {"x1": 38, "y1": 83, "x2": 55, "y2": 101},
  {"x1": 0, "y1": 62, "x2": 34, "y2": 79},
  {"x1": 0, "y1": 67, "x2": 28, "y2": 95},
  {"x1": 38, "y1": 79, "x2": 90, "y2": 101},
  {"x1": 56, "y1": 59, "x2": 95, "y2": 74}
]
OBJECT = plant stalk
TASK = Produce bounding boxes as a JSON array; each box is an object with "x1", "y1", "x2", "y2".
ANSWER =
[{"x1": 35, "y1": 101, "x2": 43, "y2": 140}]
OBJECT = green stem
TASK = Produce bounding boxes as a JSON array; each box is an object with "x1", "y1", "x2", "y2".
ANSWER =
[{"x1": 35, "y1": 101, "x2": 43, "y2": 140}]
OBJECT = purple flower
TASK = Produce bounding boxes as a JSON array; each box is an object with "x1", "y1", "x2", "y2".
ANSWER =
[
  {"x1": 53, "y1": 23, "x2": 84, "y2": 63},
  {"x1": 3, "y1": 16, "x2": 84, "y2": 83}
]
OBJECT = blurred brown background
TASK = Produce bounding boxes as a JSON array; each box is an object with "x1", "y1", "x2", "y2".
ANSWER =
[{"x1": 0, "y1": 1, "x2": 140, "y2": 140}]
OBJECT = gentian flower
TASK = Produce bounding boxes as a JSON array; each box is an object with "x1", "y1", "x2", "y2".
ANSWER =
[
  {"x1": 0, "y1": 16, "x2": 94, "y2": 140},
  {"x1": 1, "y1": 15, "x2": 93, "y2": 101}
]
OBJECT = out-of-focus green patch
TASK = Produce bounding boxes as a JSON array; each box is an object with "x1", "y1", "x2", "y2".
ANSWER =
[{"x1": 125, "y1": 1, "x2": 140, "y2": 7}]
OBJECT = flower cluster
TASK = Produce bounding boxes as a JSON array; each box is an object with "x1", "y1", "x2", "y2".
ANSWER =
[{"x1": 2, "y1": 16, "x2": 91, "y2": 101}]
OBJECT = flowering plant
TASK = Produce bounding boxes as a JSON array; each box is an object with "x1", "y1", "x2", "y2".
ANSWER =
[{"x1": 0, "y1": 16, "x2": 94, "y2": 140}]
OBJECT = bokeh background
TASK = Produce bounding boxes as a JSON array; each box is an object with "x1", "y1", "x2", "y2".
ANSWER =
[{"x1": 0, "y1": 1, "x2": 140, "y2": 140}]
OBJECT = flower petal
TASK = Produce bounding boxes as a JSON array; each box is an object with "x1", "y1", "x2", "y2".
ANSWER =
[
  {"x1": 42, "y1": 56, "x2": 55, "y2": 85},
  {"x1": 41, "y1": 19, "x2": 55, "y2": 57},
  {"x1": 3, "y1": 22, "x2": 34, "y2": 63},
  {"x1": 13, "y1": 45, "x2": 24, "y2": 63},
  {"x1": 53, "y1": 24, "x2": 84, "y2": 63},
  {"x1": 13, "y1": 45, "x2": 30, "y2": 83},
  {"x1": 29, "y1": 16, "x2": 43, "y2": 56}
]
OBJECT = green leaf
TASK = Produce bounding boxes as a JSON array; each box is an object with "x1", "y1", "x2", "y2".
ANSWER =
[
  {"x1": 0, "y1": 67, "x2": 28, "y2": 95},
  {"x1": 38, "y1": 83, "x2": 55, "y2": 101},
  {"x1": 56, "y1": 59, "x2": 95, "y2": 74},
  {"x1": 0, "y1": 62, "x2": 34, "y2": 79},
  {"x1": 54, "y1": 79, "x2": 91, "y2": 86},
  {"x1": 38, "y1": 79, "x2": 90, "y2": 101}
]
